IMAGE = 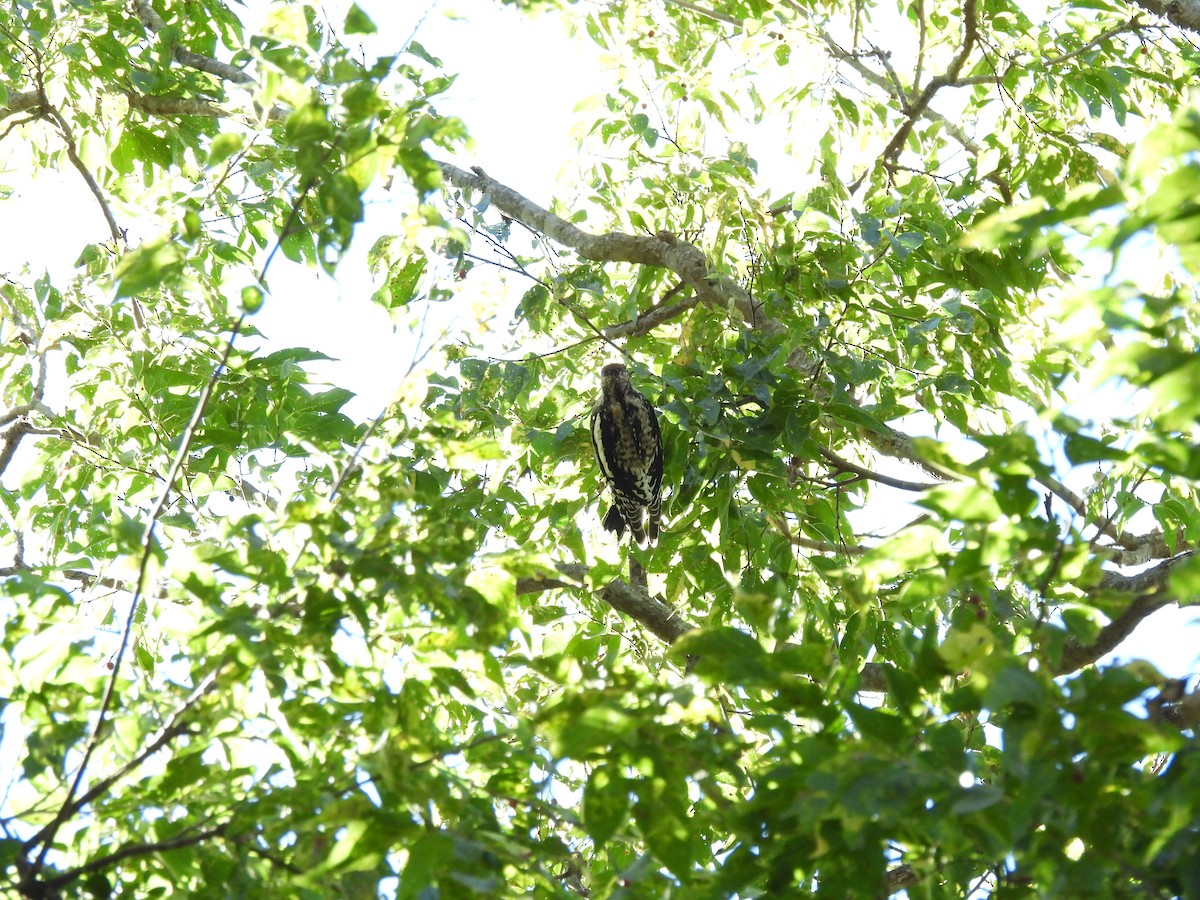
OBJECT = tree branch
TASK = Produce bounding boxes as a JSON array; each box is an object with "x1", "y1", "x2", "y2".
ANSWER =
[
  {"x1": 124, "y1": 91, "x2": 225, "y2": 118},
  {"x1": 1098, "y1": 550, "x2": 1196, "y2": 593},
  {"x1": 437, "y1": 163, "x2": 773, "y2": 333},
  {"x1": 599, "y1": 574, "x2": 691, "y2": 645},
  {"x1": 36, "y1": 824, "x2": 227, "y2": 893},
  {"x1": 0, "y1": 340, "x2": 50, "y2": 479},
  {"x1": 661, "y1": 0, "x2": 742, "y2": 27},
  {"x1": 820, "y1": 31, "x2": 1013, "y2": 200},
  {"x1": 1147, "y1": 678, "x2": 1200, "y2": 729},
  {"x1": 1052, "y1": 552, "x2": 1196, "y2": 674},
  {"x1": 1127, "y1": 0, "x2": 1200, "y2": 34},
  {"x1": 603, "y1": 291, "x2": 702, "y2": 340},
  {"x1": 26, "y1": 319, "x2": 245, "y2": 877},
  {"x1": 0, "y1": 419, "x2": 32, "y2": 479},
  {"x1": 0, "y1": 564, "x2": 130, "y2": 593},
  {"x1": 1038, "y1": 473, "x2": 1155, "y2": 552},
  {"x1": 131, "y1": 0, "x2": 254, "y2": 85},
  {"x1": 849, "y1": 0, "x2": 979, "y2": 190},
  {"x1": 1040, "y1": 16, "x2": 1145, "y2": 65},
  {"x1": 0, "y1": 89, "x2": 42, "y2": 122},
  {"x1": 514, "y1": 560, "x2": 890, "y2": 691},
  {"x1": 48, "y1": 666, "x2": 224, "y2": 830},
  {"x1": 817, "y1": 445, "x2": 941, "y2": 492},
  {"x1": 1053, "y1": 592, "x2": 1175, "y2": 675},
  {"x1": 515, "y1": 562, "x2": 590, "y2": 596},
  {"x1": 791, "y1": 534, "x2": 869, "y2": 556},
  {"x1": 43, "y1": 101, "x2": 122, "y2": 245}
]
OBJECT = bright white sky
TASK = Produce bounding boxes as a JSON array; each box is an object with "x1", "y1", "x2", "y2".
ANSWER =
[{"x1": 1, "y1": 0, "x2": 1195, "y2": 676}]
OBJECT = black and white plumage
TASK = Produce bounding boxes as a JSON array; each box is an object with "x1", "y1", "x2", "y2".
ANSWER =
[{"x1": 590, "y1": 362, "x2": 664, "y2": 546}]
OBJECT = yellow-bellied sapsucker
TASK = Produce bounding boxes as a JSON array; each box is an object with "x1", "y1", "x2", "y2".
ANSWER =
[{"x1": 590, "y1": 362, "x2": 663, "y2": 546}]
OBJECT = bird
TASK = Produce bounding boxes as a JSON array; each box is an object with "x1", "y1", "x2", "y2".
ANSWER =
[{"x1": 590, "y1": 362, "x2": 664, "y2": 546}]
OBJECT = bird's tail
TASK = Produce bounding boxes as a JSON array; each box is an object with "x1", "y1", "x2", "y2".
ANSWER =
[
  {"x1": 603, "y1": 502, "x2": 648, "y2": 546},
  {"x1": 601, "y1": 504, "x2": 626, "y2": 538},
  {"x1": 647, "y1": 496, "x2": 661, "y2": 546}
]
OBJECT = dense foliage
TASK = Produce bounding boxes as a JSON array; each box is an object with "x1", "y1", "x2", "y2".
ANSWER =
[{"x1": 2, "y1": 0, "x2": 1199, "y2": 896}]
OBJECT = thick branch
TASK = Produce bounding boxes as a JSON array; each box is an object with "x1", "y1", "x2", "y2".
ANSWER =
[
  {"x1": 515, "y1": 560, "x2": 890, "y2": 691},
  {"x1": 599, "y1": 575, "x2": 691, "y2": 644},
  {"x1": 1147, "y1": 679, "x2": 1200, "y2": 729},
  {"x1": 0, "y1": 347, "x2": 50, "y2": 478},
  {"x1": 0, "y1": 403, "x2": 40, "y2": 429},
  {"x1": 125, "y1": 91, "x2": 225, "y2": 118},
  {"x1": 1052, "y1": 552, "x2": 1196, "y2": 674},
  {"x1": 516, "y1": 562, "x2": 590, "y2": 596},
  {"x1": 1098, "y1": 550, "x2": 1196, "y2": 593},
  {"x1": 437, "y1": 163, "x2": 774, "y2": 333},
  {"x1": 132, "y1": 0, "x2": 254, "y2": 85},
  {"x1": 5, "y1": 84, "x2": 270, "y2": 127},
  {"x1": 1099, "y1": 536, "x2": 1179, "y2": 567},
  {"x1": 0, "y1": 564, "x2": 129, "y2": 593},
  {"x1": 1129, "y1": 0, "x2": 1200, "y2": 33},
  {"x1": 604, "y1": 292, "x2": 702, "y2": 340},
  {"x1": 1053, "y1": 592, "x2": 1175, "y2": 675},
  {"x1": 0, "y1": 89, "x2": 42, "y2": 122},
  {"x1": 0, "y1": 419, "x2": 32, "y2": 479}
]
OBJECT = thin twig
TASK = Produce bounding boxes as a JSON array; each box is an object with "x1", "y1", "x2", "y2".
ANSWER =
[
  {"x1": 1036, "y1": 473, "x2": 1141, "y2": 551},
  {"x1": 817, "y1": 445, "x2": 940, "y2": 492},
  {"x1": 915, "y1": 0, "x2": 927, "y2": 87},
  {"x1": 792, "y1": 534, "x2": 869, "y2": 556},
  {"x1": 38, "y1": 825, "x2": 227, "y2": 892},
  {"x1": 0, "y1": 111, "x2": 41, "y2": 142},
  {"x1": 1042, "y1": 16, "x2": 1143, "y2": 66},
  {"x1": 28, "y1": 316, "x2": 245, "y2": 874},
  {"x1": 26, "y1": 666, "x2": 224, "y2": 845},
  {"x1": 41, "y1": 103, "x2": 121, "y2": 245}
]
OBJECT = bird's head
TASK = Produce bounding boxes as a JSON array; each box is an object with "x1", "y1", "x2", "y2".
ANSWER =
[{"x1": 600, "y1": 362, "x2": 630, "y2": 385}]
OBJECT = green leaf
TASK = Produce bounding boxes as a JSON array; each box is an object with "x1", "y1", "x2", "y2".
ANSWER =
[
  {"x1": 583, "y1": 766, "x2": 631, "y2": 845},
  {"x1": 1063, "y1": 432, "x2": 1127, "y2": 465},
  {"x1": 113, "y1": 239, "x2": 185, "y2": 298},
  {"x1": 983, "y1": 663, "x2": 1045, "y2": 711},
  {"x1": 396, "y1": 833, "x2": 452, "y2": 899},
  {"x1": 951, "y1": 784, "x2": 1004, "y2": 814},
  {"x1": 207, "y1": 132, "x2": 243, "y2": 168},
  {"x1": 344, "y1": 3, "x2": 377, "y2": 34},
  {"x1": 668, "y1": 628, "x2": 772, "y2": 684}
]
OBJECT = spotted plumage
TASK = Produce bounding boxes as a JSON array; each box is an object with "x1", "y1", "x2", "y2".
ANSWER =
[{"x1": 590, "y1": 363, "x2": 664, "y2": 546}]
